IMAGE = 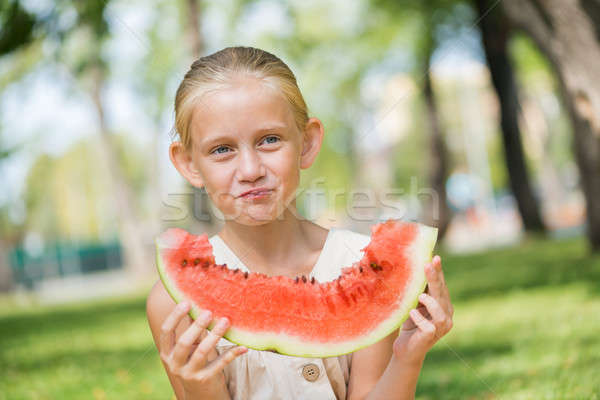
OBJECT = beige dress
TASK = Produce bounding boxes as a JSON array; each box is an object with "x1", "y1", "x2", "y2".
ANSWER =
[{"x1": 209, "y1": 227, "x2": 371, "y2": 400}]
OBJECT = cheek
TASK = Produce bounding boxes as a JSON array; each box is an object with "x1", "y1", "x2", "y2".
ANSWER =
[
  {"x1": 268, "y1": 148, "x2": 300, "y2": 185},
  {"x1": 198, "y1": 162, "x2": 234, "y2": 201}
]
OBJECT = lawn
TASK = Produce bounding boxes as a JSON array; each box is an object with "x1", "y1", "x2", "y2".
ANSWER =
[{"x1": 1, "y1": 235, "x2": 599, "y2": 399}]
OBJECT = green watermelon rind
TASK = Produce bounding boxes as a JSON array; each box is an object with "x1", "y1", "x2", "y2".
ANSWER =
[{"x1": 155, "y1": 223, "x2": 438, "y2": 358}]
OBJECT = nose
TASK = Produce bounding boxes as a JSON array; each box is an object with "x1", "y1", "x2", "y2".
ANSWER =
[{"x1": 236, "y1": 147, "x2": 265, "y2": 183}]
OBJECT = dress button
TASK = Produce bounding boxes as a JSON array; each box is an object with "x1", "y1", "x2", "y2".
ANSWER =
[{"x1": 301, "y1": 363, "x2": 320, "y2": 382}]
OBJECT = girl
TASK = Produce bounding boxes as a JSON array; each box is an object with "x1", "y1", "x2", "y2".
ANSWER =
[{"x1": 146, "y1": 46, "x2": 454, "y2": 400}]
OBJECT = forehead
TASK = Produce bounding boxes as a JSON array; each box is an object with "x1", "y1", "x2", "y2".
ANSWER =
[{"x1": 190, "y1": 78, "x2": 295, "y2": 140}]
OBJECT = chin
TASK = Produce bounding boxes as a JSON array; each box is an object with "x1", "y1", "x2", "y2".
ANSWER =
[
  {"x1": 229, "y1": 203, "x2": 287, "y2": 225},
  {"x1": 217, "y1": 190, "x2": 295, "y2": 224}
]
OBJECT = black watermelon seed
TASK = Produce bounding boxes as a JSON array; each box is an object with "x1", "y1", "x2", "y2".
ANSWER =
[
  {"x1": 244, "y1": 271, "x2": 249, "y2": 279},
  {"x1": 233, "y1": 268, "x2": 239, "y2": 273},
  {"x1": 311, "y1": 276, "x2": 315, "y2": 284},
  {"x1": 302, "y1": 275, "x2": 307, "y2": 283},
  {"x1": 370, "y1": 262, "x2": 382, "y2": 271},
  {"x1": 359, "y1": 266, "x2": 363, "y2": 273},
  {"x1": 193, "y1": 258, "x2": 200, "y2": 265},
  {"x1": 181, "y1": 259, "x2": 187, "y2": 267},
  {"x1": 295, "y1": 276, "x2": 299, "y2": 283}
]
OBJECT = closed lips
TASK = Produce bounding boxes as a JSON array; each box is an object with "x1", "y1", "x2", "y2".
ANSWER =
[{"x1": 239, "y1": 189, "x2": 271, "y2": 197}]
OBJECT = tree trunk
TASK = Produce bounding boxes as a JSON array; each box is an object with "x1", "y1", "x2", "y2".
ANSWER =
[
  {"x1": 0, "y1": 240, "x2": 14, "y2": 292},
  {"x1": 186, "y1": 0, "x2": 204, "y2": 58},
  {"x1": 421, "y1": 6, "x2": 452, "y2": 240},
  {"x1": 503, "y1": 0, "x2": 600, "y2": 252},
  {"x1": 475, "y1": 0, "x2": 547, "y2": 233},
  {"x1": 184, "y1": 0, "x2": 213, "y2": 228},
  {"x1": 89, "y1": 67, "x2": 154, "y2": 281}
]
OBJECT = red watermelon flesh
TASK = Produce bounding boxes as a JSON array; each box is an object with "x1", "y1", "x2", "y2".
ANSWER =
[{"x1": 155, "y1": 220, "x2": 438, "y2": 358}]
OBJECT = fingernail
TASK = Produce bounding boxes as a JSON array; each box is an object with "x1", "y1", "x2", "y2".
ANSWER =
[
  {"x1": 419, "y1": 293, "x2": 427, "y2": 301},
  {"x1": 179, "y1": 301, "x2": 189, "y2": 310},
  {"x1": 201, "y1": 310, "x2": 212, "y2": 320}
]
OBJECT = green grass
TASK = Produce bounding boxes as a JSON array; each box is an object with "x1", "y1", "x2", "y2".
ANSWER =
[
  {"x1": 1, "y1": 235, "x2": 599, "y2": 399},
  {"x1": 418, "y1": 236, "x2": 600, "y2": 400}
]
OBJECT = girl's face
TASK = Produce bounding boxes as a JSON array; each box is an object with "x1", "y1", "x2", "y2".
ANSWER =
[{"x1": 170, "y1": 76, "x2": 323, "y2": 225}]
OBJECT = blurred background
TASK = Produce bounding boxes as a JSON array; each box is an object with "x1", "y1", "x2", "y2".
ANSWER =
[{"x1": 1, "y1": 0, "x2": 599, "y2": 399}]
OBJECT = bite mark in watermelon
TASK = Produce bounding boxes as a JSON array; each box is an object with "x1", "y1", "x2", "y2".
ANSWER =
[{"x1": 155, "y1": 220, "x2": 438, "y2": 358}]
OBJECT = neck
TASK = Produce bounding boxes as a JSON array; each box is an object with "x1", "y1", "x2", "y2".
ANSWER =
[{"x1": 218, "y1": 201, "x2": 310, "y2": 272}]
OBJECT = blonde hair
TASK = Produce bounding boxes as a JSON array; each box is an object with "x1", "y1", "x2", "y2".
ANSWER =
[{"x1": 172, "y1": 46, "x2": 309, "y2": 151}]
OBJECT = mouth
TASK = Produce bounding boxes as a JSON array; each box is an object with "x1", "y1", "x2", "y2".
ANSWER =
[{"x1": 238, "y1": 188, "x2": 273, "y2": 200}]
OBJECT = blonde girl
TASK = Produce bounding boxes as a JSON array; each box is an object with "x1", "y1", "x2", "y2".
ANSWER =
[{"x1": 146, "y1": 46, "x2": 454, "y2": 400}]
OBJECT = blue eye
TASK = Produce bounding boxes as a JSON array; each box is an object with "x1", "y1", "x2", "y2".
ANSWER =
[
  {"x1": 213, "y1": 146, "x2": 230, "y2": 154},
  {"x1": 262, "y1": 136, "x2": 280, "y2": 145}
]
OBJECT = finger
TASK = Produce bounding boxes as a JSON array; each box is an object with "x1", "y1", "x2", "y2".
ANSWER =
[
  {"x1": 425, "y1": 255, "x2": 444, "y2": 299},
  {"x1": 401, "y1": 316, "x2": 416, "y2": 331},
  {"x1": 423, "y1": 284, "x2": 441, "y2": 308},
  {"x1": 159, "y1": 301, "x2": 191, "y2": 355},
  {"x1": 427, "y1": 256, "x2": 453, "y2": 314},
  {"x1": 172, "y1": 309, "x2": 213, "y2": 367},
  {"x1": 409, "y1": 308, "x2": 437, "y2": 340},
  {"x1": 203, "y1": 346, "x2": 248, "y2": 376},
  {"x1": 188, "y1": 317, "x2": 231, "y2": 370},
  {"x1": 402, "y1": 303, "x2": 431, "y2": 331},
  {"x1": 416, "y1": 304, "x2": 431, "y2": 319},
  {"x1": 418, "y1": 293, "x2": 450, "y2": 331},
  {"x1": 434, "y1": 255, "x2": 450, "y2": 292}
]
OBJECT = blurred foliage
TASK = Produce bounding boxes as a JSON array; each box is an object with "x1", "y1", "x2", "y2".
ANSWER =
[
  {"x1": 0, "y1": 0, "x2": 580, "y2": 242},
  {"x1": 509, "y1": 33, "x2": 574, "y2": 172},
  {"x1": 0, "y1": 0, "x2": 35, "y2": 55},
  {"x1": 136, "y1": 0, "x2": 186, "y2": 123},
  {"x1": 23, "y1": 135, "x2": 149, "y2": 243}
]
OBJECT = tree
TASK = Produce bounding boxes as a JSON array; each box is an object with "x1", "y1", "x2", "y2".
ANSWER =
[
  {"x1": 0, "y1": 135, "x2": 23, "y2": 292},
  {"x1": 503, "y1": 0, "x2": 600, "y2": 252},
  {"x1": 182, "y1": 0, "x2": 214, "y2": 228},
  {"x1": 418, "y1": 0, "x2": 452, "y2": 239},
  {"x1": 1, "y1": 0, "x2": 157, "y2": 277},
  {"x1": 67, "y1": 1, "x2": 155, "y2": 278},
  {"x1": 475, "y1": 0, "x2": 546, "y2": 233},
  {"x1": 0, "y1": 0, "x2": 35, "y2": 55}
]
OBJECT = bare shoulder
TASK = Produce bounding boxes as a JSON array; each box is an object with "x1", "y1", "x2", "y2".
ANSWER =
[{"x1": 146, "y1": 280, "x2": 176, "y2": 321}]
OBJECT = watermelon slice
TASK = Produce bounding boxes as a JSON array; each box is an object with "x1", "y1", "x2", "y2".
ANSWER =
[{"x1": 155, "y1": 220, "x2": 438, "y2": 358}]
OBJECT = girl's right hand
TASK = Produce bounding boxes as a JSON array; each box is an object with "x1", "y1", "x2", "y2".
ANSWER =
[{"x1": 159, "y1": 301, "x2": 248, "y2": 399}]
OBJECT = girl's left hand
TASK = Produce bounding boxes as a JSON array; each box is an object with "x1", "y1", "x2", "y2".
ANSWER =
[{"x1": 393, "y1": 255, "x2": 454, "y2": 364}]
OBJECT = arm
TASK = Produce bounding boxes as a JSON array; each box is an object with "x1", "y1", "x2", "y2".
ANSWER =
[
  {"x1": 146, "y1": 281, "x2": 190, "y2": 399},
  {"x1": 347, "y1": 255, "x2": 454, "y2": 400},
  {"x1": 346, "y1": 328, "x2": 424, "y2": 400},
  {"x1": 364, "y1": 354, "x2": 424, "y2": 400}
]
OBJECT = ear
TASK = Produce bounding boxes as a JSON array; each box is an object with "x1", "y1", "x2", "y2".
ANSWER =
[
  {"x1": 299, "y1": 117, "x2": 324, "y2": 169},
  {"x1": 169, "y1": 141, "x2": 204, "y2": 188}
]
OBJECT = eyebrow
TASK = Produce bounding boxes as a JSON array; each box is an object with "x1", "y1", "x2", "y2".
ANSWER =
[{"x1": 200, "y1": 124, "x2": 287, "y2": 147}]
